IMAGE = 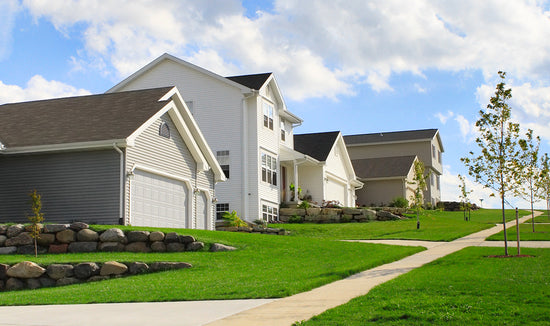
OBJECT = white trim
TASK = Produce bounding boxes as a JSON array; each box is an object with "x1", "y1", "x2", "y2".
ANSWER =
[
  {"x1": 196, "y1": 187, "x2": 214, "y2": 230},
  {"x1": 130, "y1": 163, "x2": 192, "y2": 184},
  {"x1": 0, "y1": 139, "x2": 127, "y2": 154}
]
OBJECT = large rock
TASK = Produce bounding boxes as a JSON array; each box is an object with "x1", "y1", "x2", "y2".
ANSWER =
[
  {"x1": 178, "y1": 235, "x2": 195, "y2": 244},
  {"x1": 5, "y1": 232, "x2": 33, "y2": 246},
  {"x1": 98, "y1": 242, "x2": 125, "y2": 252},
  {"x1": 343, "y1": 207, "x2": 363, "y2": 215},
  {"x1": 0, "y1": 263, "x2": 9, "y2": 280},
  {"x1": 149, "y1": 262, "x2": 192, "y2": 272},
  {"x1": 210, "y1": 243, "x2": 237, "y2": 252},
  {"x1": 74, "y1": 263, "x2": 100, "y2": 279},
  {"x1": 186, "y1": 241, "x2": 204, "y2": 251},
  {"x1": 0, "y1": 235, "x2": 7, "y2": 246},
  {"x1": 46, "y1": 264, "x2": 74, "y2": 280},
  {"x1": 150, "y1": 241, "x2": 166, "y2": 252},
  {"x1": 0, "y1": 225, "x2": 8, "y2": 235},
  {"x1": 376, "y1": 210, "x2": 401, "y2": 221},
  {"x1": 43, "y1": 224, "x2": 68, "y2": 233},
  {"x1": 362, "y1": 209, "x2": 377, "y2": 220},
  {"x1": 164, "y1": 232, "x2": 180, "y2": 243},
  {"x1": 149, "y1": 231, "x2": 165, "y2": 242},
  {"x1": 280, "y1": 208, "x2": 306, "y2": 217},
  {"x1": 68, "y1": 242, "x2": 98, "y2": 253},
  {"x1": 321, "y1": 208, "x2": 342, "y2": 216},
  {"x1": 26, "y1": 278, "x2": 42, "y2": 290},
  {"x1": 88, "y1": 276, "x2": 110, "y2": 282},
  {"x1": 127, "y1": 231, "x2": 150, "y2": 243},
  {"x1": 37, "y1": 233, "x2": 56, "y2": 246},
  {"x1": 100, "y1": 261, "x2": 128, "y2": 276},
  {"x1": 77, "y1": 229, "x2": 99, "y2": 242},
  {"x1": 166, "y1": 242, "x2": 186, "y2": 252},
  {"x1": 6, "y1": 224, "x2": 25, "y2": 238},
  {"x1": 17, "y1": 245, "x2": 47, "y2": 255},
  {"x1": 69, "y1": 222, "x2": 89, "y2": 231},
  {"x1": 99, "y1": 228, "x2": 126, "y2": 243},
  {"x1": 49, "y1": 244, "x2": 68, "y2": 254},
  {"x1": 56, "y1": 229, "x2": 76, "y2": 243},
  {"x1": 7, "y1": 261, "x2": 46, "y2": 279},
  {"x1": 125, "y1": 242, "x2": 151, "y2": 253},
  {"x1": 39, "y1": 275, "x2": 56, "y2": 288},
  {"x1": 5, "y1": 277, "x2": 25, "y2": 291},
  {"x1": 306, "y1": 207, "x2": 322, "y2": 216},
  {"x1": 127, "y1": 262, "x2": 149, "y2": 275},
  {"x1": 0, "y1": 247, "x2": 18, "y2": 255},
  {"x1": 56, "y1": 277, "x2": 80, "y2": 286}
]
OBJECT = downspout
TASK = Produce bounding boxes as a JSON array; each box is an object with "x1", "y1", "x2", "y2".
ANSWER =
[
  {"x1": 194, "y1": 166, "x2": 199, "y2": 228},
  {"x1": 113, "y1": 144, "x2": 125, "y2": 225}
]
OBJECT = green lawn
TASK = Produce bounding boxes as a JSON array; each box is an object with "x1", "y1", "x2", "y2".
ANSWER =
[
  {"x1": 487, "y1": 223, "x2": 550, "y2": 241},
  {"x1": 299, "y1": 247, "x2": 550, "y2": 325},
  {"x1": 278, "y1": 209, "x2": 525, "y2": 241},
  {"x1": 0, "y1": 226, "x2": 422, "y2": 305},
  {"x1": 528, "y1": 211, "x2": 550, "y2": 223}
]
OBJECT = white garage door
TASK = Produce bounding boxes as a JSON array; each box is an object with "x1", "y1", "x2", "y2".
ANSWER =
[
  {"x1": 131, "y1": 170, "x2": 188, "y2": 228},
  {"x1": 326, "y1": 179, "x2": 346, "y2": 206}
]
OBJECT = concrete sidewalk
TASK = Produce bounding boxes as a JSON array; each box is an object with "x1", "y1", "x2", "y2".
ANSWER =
[{"x1": 206, "y1": 212, "x2": 543, "y2": 326}]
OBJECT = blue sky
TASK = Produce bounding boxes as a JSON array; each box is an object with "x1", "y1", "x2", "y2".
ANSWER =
[{"x1": 2, "y1": 0, "x2": 550, "y2": 209}]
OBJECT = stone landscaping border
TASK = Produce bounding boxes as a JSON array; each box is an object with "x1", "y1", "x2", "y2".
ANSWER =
[
  {"x1": 0, "y1": 260, "x2": 193, "y2": 292},
  {"x1": 279, "y1": 207, "x2": 407, "y2": 223},
  {"x1": 0, "y1": 223, "x2": 212, "y2": 255}
]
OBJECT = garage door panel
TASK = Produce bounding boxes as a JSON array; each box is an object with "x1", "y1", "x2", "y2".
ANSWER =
[{"x1": 131, "y1": 170, "x2": 188, "y2": 228}]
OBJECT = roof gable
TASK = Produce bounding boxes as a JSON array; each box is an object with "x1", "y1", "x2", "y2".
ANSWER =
[
  {"x1": 294, "y1": 131, "x2": 340, "y2": 161},
  {"x1": 226, "y1": 73, "x2": 272, "y2": 90},
  {"x1": 0, "y1": 87, "x2": 173, "y2": 148},
  {"x1": 352, "y1": 156, "x2": 417, "y2": 179}
]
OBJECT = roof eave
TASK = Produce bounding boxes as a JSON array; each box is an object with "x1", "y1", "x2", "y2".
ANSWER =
[{"x1": 0, "y1": 139, "x2": 128, "y2": 155}]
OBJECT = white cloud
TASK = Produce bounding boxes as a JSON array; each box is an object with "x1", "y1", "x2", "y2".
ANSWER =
[
  {"x1": 0, "y1": 75, "x2": 90, "y2": 104},
  {"x1": 435, "y1": 110, "x2": 454, "y2": 124},
  {"x1": 454, "y1": 114, "x2": 476, "y2": 143},
  {"x1": 0, "y1": 0, "x2": 20, "y2": 60},
  {"x1": 18, "y1": 0, "x2": 550, "y2": 101}
]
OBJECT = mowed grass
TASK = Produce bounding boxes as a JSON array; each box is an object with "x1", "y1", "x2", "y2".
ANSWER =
[
  {"x1": 279, "y1": 209, "x2": 525, "y2": 241},
  {"x1": 299, "y1": 247, "x2": 550, "y2": 325},
  {"x1": 487, "y1": 223, "x2": 550, "y2": 241},
  {"x1": 0, "y1": 226, "x2": 422, "y2": 305},
  {"x1": 528, "y1": 211, "x2": 550, "y2": 223}
]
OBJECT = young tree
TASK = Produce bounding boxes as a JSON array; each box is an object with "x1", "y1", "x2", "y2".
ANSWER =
[
  {"x1": 458, "y1": 174, "x2": 473, "y2": 221},
  {"x1": 535, "y1": 154, "x2": 550, "y2": 221},
  {"x1": 515, "y1": 129, "x2": 542, "y2": 232},
  {"x1": 409, "y1": 159, "x2": 429, "y2": 229},
  {"x1": 461, "y1": 71, "x2": 525, "y2": 256},
  {"x1": 28, "y1": 189, "x2": 45, "y2": 257}
]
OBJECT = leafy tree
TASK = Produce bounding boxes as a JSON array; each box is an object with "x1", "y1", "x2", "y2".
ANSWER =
[
  {"x1": 458, "y1": 174, "x2": 473, "y2": 221},
  {"x1": 409, "y1": 159, "x2": 429, "y2": 229},
  {"x1": 515, "y1": 129, "x2": 542, "y2": 232},
  {"x1": 28, "y1": 189, "x2": 45, "y2": 257},
  {"x1": 461, "y1": 71, "x2": 525, "y2": 256}
]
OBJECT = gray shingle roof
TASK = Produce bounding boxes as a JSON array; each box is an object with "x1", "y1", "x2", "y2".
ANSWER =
[
  {"x1": 344, "y1": 129, "x2": 438, "y2": 145},
  {"x1": 294, "y1": 131, "x2": 340, "y2": 161},
  {"x1": 0, "y1": 87, "x2": 173, "y2": 148},
  {"x1": 352, "y1": 156, "x2": 416, "y2": 179},
  {"x1": 226, "y1": 73, "x2": 272, "y2": 90}
]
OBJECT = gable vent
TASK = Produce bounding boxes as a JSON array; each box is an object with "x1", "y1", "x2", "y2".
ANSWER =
[{"x1": 159, "y1": 122, "x2": 171, "y2": 139}]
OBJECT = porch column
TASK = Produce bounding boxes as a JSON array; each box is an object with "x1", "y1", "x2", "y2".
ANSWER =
[{"x1": 293, "y1": 160, "x2": 299, "y2": 201}]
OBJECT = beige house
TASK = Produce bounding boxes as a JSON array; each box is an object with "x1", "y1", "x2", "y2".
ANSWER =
[{"x1": 344, "y1": 129, "x2": 443, "y2": 207}]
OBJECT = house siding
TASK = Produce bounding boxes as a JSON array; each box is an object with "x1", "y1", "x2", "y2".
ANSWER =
[
  {"x1": 115, "y1": 59, "x2": 243, "y2": 219},
  {"x1": 0, "y1": 150, "x2": 121, "y2": 224},
  {"x1": 125, "y1": 113, "x2": 215, "y2": 228}
]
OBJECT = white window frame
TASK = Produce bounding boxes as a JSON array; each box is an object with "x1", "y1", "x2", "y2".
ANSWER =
[
  {"x1": 261, "y1": 152, "x2": 277, "y2": 186},
  {"x1": 216, "y1": 203, "x2": 229, "y2": 220},
  {"x1": 263, "y1": 102, "x2": 274, "y2": 130},
  {"x1": 280, "y1": 120, "x2": 286, "y2": 141},
  {"x1": 262, "y1": 204, "x2": 278, "y2": 222},
  {"x1": 216, "y1": 150, "x2": 230, "y2": 179}
]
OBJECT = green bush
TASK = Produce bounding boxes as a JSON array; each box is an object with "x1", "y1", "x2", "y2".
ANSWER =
[
  {"x1": 390, "y1": 197, "x2": 409, "y2": 208},
  {"x1": 297, "y1": 200, "x2": 310, "y2": 209},
  {"x1": 223, "y1": 210, "x2": 248, "y2": 227},
  {"x1": 288, "y1": 215, "x2": 304, "y2": 223}
]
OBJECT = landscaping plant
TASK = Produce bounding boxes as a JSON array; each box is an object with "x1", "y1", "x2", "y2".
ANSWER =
[
  {"x1": 408, "y1": 160, "x2": 429, "y2": 229},
  {"x1": 27, "y1": 189, "x2": 44, "y2": 257},
  {"x1": 222, "y1": 210, "x2": 248, "y2": 227}
]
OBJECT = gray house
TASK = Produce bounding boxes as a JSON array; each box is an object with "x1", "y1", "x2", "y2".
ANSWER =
[{"x1": 0, "y1": 87, "x2": 225, "y2": 229}]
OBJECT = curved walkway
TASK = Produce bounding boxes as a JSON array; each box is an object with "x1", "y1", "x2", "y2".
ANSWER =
[{"x1": 0, "y1": 212, "x2": 546, "y2": 326}]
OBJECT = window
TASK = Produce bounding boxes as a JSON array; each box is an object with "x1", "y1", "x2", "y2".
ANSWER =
[
  {"x1": 431, "y1": 173, "x2": 435, "y2": 186},
  {"x1": 432, "y1": 144, "x2": 436, "y2": 158},
  {"x1": 261, "y1": 153, "x2": 277, "y2": 186},
  {"x1": 159, "y1": 122, "x2": 171, "y2": 139},
  {"x1": 216, "y1": 203, "x2": 229, "y2": 220},
  {"x1": 262, "y1": 204, "x2": 278, "y2": 222},
  {"x1": 280, "y1": 120, "x2": 286, "y2": 141},
  {"x1": 263, "y1": 102, "x2": 274, "y2": 130},
  {"x1": 216, "y1": 150, "x2": 230, "y2": 179},
  {"x1": 438, "y1": 150, "x2": 442, "y2": 163},
  {"x1": 437, "y1": 175, "x2": 441, "y2": 190}
]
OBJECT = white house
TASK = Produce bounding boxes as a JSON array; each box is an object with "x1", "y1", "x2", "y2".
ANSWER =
[
  {"x1": 0, "y1": 87, "x2": 225, "y2": 229},
  {"x1": 108, "y1": 54, "x2": 305, "y2": 222}
]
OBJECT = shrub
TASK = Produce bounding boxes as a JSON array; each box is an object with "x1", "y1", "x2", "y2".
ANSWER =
[
  {"x1": 223, "y1": 210, "x2": 248, "y2": 227},
  {"x1": 390, "y1": 197, "x2": 409, "y2": 208},
  {"x1": 297, "y1": 200, "x2": 310, "y2": 209},
  {"x1": 28, "y1": 189, "x2": 44, "y2": 257},
  {"x1": 288, "y1": 215, "x2": 304, "y2": 223},
  {"x1": 322, "y1": 200, "x2": 342, "y2": 208}
]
